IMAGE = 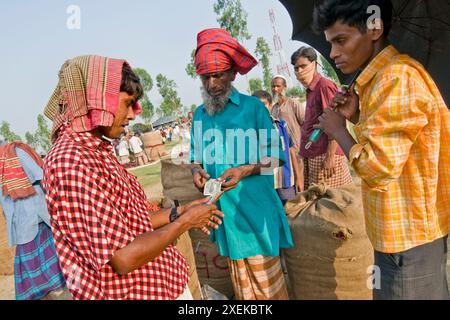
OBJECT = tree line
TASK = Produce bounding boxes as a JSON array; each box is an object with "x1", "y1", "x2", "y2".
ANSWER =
[{"x1": 2, "y1": 0, "x2": 341, "y2": 152}]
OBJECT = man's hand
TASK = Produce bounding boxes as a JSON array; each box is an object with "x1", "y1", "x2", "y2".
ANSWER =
[
  {"x1": 192, "y1": 166, "x2": 210, "y2": 191},
  {"x1": 314, "y1": 108, "x2": 347, "y2": 140},
  {"x1": 179, "y1": 197, "x2": 209, "y2": 214},
  {"x1": 322, "y1": 153, "x2": 336, "y2": 179},
  {"x1": 332, "y1": 84, "x2": 360, "y2": 124},
  {"x1": 219, "y1": 167, "x2": 246, "y2": 191},
  {"x1": 180, "y1": 203, "x2": 224, "y2": 236},
  {"x1": 295, "y1": 177, "x2": 304, "y2": 193}
]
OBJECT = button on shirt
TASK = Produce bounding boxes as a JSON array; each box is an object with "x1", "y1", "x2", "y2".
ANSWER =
[
  {"x1": 190, "y1": 89, "x2": 294, "y2": 260},
  {"x1": 350, "y1": 45, "x2": 450, "y2": 253},
  {"x1": 43, "y1": 128, "x2": 188, "y2": 299}
]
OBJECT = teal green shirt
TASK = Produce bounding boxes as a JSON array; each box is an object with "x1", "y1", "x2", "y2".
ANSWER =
[{"x1": 190, "y1": 89, "x2": 293, "y2": 260}]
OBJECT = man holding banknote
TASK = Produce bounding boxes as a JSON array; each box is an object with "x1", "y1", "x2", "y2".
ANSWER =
[{"x1": 190, "y1": 28, "x2": 293, "y2": 300}]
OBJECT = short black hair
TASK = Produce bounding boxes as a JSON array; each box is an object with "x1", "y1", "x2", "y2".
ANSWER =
[
  {"x1": 313, "y1": 0, "x2": 393, "y2": 37},
  {"x1": 120, "y1": 63, "x2": 144, "y2": 101},
  {"x1": 252, "y1": 90, "x2": 273, "y2": 105},
  {"x1": 291, "y1": 46, "x2": 318, "y2": 66}
]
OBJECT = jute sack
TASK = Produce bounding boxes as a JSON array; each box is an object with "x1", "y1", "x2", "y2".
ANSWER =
[
  {"x1": 283, "y1": 183, "x2": 374, "y2": 300},
  {"x1": 160, "y1": 160, "x2": 234, "y2": 299},
  {"x1": 143, "y1": 131, "x2": 163, "y2": 147},
  {"x1": 0, "y1": 208, "x2": 15, "y2": 275},
  {"x1": 161, "y1": 160, "x2": 204, "y2": 204},
  {"x1": 145, "y1": 144, "x2": 166, "y2": 161},
  {"x1": 173, "y1": 231, "x2": 202, "y2": 300},
  {"x1": 189, "y1": 229, "x2": 234, "y2": 299}
]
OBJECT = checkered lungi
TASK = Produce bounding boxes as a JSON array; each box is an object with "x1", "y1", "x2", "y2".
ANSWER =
[
  {"x1": 228, "y1": 255, "x2": 289, "y2": 300},
  {"x1": 303, "y1": 153, "x2": 353, "y2": 189},
  {"x1": 14, "y1": 223, "x2": 67, "y2": 300}
]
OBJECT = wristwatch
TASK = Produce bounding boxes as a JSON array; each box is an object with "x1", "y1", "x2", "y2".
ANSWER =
[{"x1": 169, "y1": 207, "x2": 179, "y2": 223}]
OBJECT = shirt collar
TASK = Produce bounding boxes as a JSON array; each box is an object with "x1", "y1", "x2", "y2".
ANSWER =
[
  {"x1": 356, "y1": 45, "x2": 399, "y2": 88},
  {"x1": 65, "y1": 127, "x2": 113, "y2": 152},
  {"x1": 307, "y1": 72, "x2": 322, "y2": 91},
  {"x1": 228, "y1": 87, "x2": 240, "y2": 106}
]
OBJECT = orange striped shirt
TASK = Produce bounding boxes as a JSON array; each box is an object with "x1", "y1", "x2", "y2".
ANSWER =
[{"x1": 350, "y1": 45, "x2": 450, "y2": 253}]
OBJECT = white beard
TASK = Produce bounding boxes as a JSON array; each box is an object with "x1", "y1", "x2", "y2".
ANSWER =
[{"x1": 201, "y1": 84, "x2": 233, "y2": 116}]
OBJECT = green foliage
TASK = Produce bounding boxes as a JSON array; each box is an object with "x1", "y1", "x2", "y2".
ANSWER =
[
  {"x1": 0, "y1": 116, "x2": 52, "y2": 154},
  {"x1": 190, "y1": 104, "x2": 198, "y2": 112},
  {"x1": 185, "y1": 49, "x2": 197, "y2": 79},
  {"x1": 213, "y1": 0, "x2": 251, "y2": 42},
  {"x1": 133, "y1": 68, "x2": 153, "y2": 92},
  {"x1": 25, "y1": 131, "x2": 38, "y2": 150},
  {"x1": 0, "y1": 121, "x2": 22, "y2": 143},
  {"x1": 131, "y1": 123, "x2": 151, "y2": 133},
  {"x1": 255, "y1": 37, "x2": 273, "y2": 92},
  {"x1": 248, "y1": 78, "x2": 263, "y2": 94},
  {"x1": 156, "y1": 74, "x2": 182, "y2": 117},
  {"x1": 319, "y1": 55, "x2": 340, "y2": 85},
  {"x1": 286, "y1": 86, "x2": 306, "y2": 100},
  {"x1": 35, "y1": 114, "x2": 51, "y2": 154},
  {"x1": 133, "y1": 68, "x2": 155, "y2": 126}
]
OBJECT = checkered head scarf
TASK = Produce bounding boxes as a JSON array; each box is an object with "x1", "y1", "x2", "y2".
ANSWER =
[{"x1": 44, "y1": 55, "x2": 142, "y2": 141}]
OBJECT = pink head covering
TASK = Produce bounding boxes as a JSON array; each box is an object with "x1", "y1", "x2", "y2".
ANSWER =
[{"x1": 44, "y1": 55, "x2": 141, "y2": 141}]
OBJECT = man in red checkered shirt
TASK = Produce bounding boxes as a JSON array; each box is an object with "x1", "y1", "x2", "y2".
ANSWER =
[{"x1": 42, "y1": 55, "x2": 223, "y2": 300}]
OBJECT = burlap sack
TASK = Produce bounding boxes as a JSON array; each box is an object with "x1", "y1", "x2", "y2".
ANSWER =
[
  {"x1": 143, "y1": 131, "x2": 163, "y2": 147},
  {"x1": 0, "y1": 208, "x2": 15, "y2": 275},
  {"x1": 161, "y1": 160, "x2": 204, "y2": 204},
  {"x1": 145, "y1": 145, "x2": 166, "y2": 162},
  {"x1": 283, "y1": 183, "x2": 374, "y2": 300},
  {"x1": 160, "y1": 160, "x2": 234, "y2": 299},
  {"x1": 189, "y1": 229, "x2": 234, "y2": 299},
  {"x1": 173, "y1": 231, "x2": 202, "y2": 300}
]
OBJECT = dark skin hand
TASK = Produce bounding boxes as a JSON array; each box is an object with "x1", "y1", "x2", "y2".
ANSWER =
[
  {"x1": 220, "y1": 157, "x2": 281, "y2": 191},
  {"x1": 331, "y1": 84, "x2": 360, "y2": 124},
  {"x1": 192, "y1": 164, "x2": 210, "y2": 192},
  {"x1": 289, "y1": 148, "x2": 304, "y2": 193},
  {"x1": 323, "y1": 140, "x2": 338, "y2": 179},
  {"x1": 109, "y1": 201, "x2": 224, "y2": 275},
  {"x1": 148, "y1": 197, "x2": 223, "y2": 232},
  {"x1": 192, "y1": 158, "x2": 281, "y2": 192},
  {"x1": 314, "y1": 84, "x2": 361, "y2": 161},
  {"x1": 313, "y1": 108, "x2": 357, "y2": 159}
]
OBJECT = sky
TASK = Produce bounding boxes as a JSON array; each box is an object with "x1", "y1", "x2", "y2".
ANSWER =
[{"x1": 0, "y1": 0, "x2": 306, "y2": 137}]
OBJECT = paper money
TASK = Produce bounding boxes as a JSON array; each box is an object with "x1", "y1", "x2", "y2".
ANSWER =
[{"x1": 204, "y1": 179, "x2": 222, "y2": 196}]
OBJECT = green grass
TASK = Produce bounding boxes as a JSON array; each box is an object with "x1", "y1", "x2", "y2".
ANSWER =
[
  {"x1": 128, "y1": 139, "x2": 183, "y2": 189},
  {"x1": 163, "y1": 139, "x2": 183, "y2": 151},
  {"x1": 129, "y1": 162, "x2": 162, "y2": 189}
]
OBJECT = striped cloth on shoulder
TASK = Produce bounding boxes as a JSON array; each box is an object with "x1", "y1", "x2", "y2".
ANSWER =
[{"x1": 0, "y1": 142, "x2": 43, "y2": 200}]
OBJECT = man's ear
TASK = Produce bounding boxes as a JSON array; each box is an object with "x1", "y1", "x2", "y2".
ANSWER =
[{"x1": 369, "y1": 18, "x2": 384, "y2": 41}]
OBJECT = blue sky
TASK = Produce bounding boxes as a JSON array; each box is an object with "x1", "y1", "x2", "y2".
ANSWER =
[{"x1": 0, "y1": 0, "x2": 305, "y2": 137}]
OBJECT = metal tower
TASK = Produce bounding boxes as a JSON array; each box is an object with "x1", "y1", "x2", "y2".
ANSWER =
[{"x1": 269, "y1": 8, "x2": 293, "y2": 87}]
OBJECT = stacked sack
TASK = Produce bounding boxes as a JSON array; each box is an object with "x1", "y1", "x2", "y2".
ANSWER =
[{"x1": 283, "y1": 183, "x2": 374, "y2": 300}]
